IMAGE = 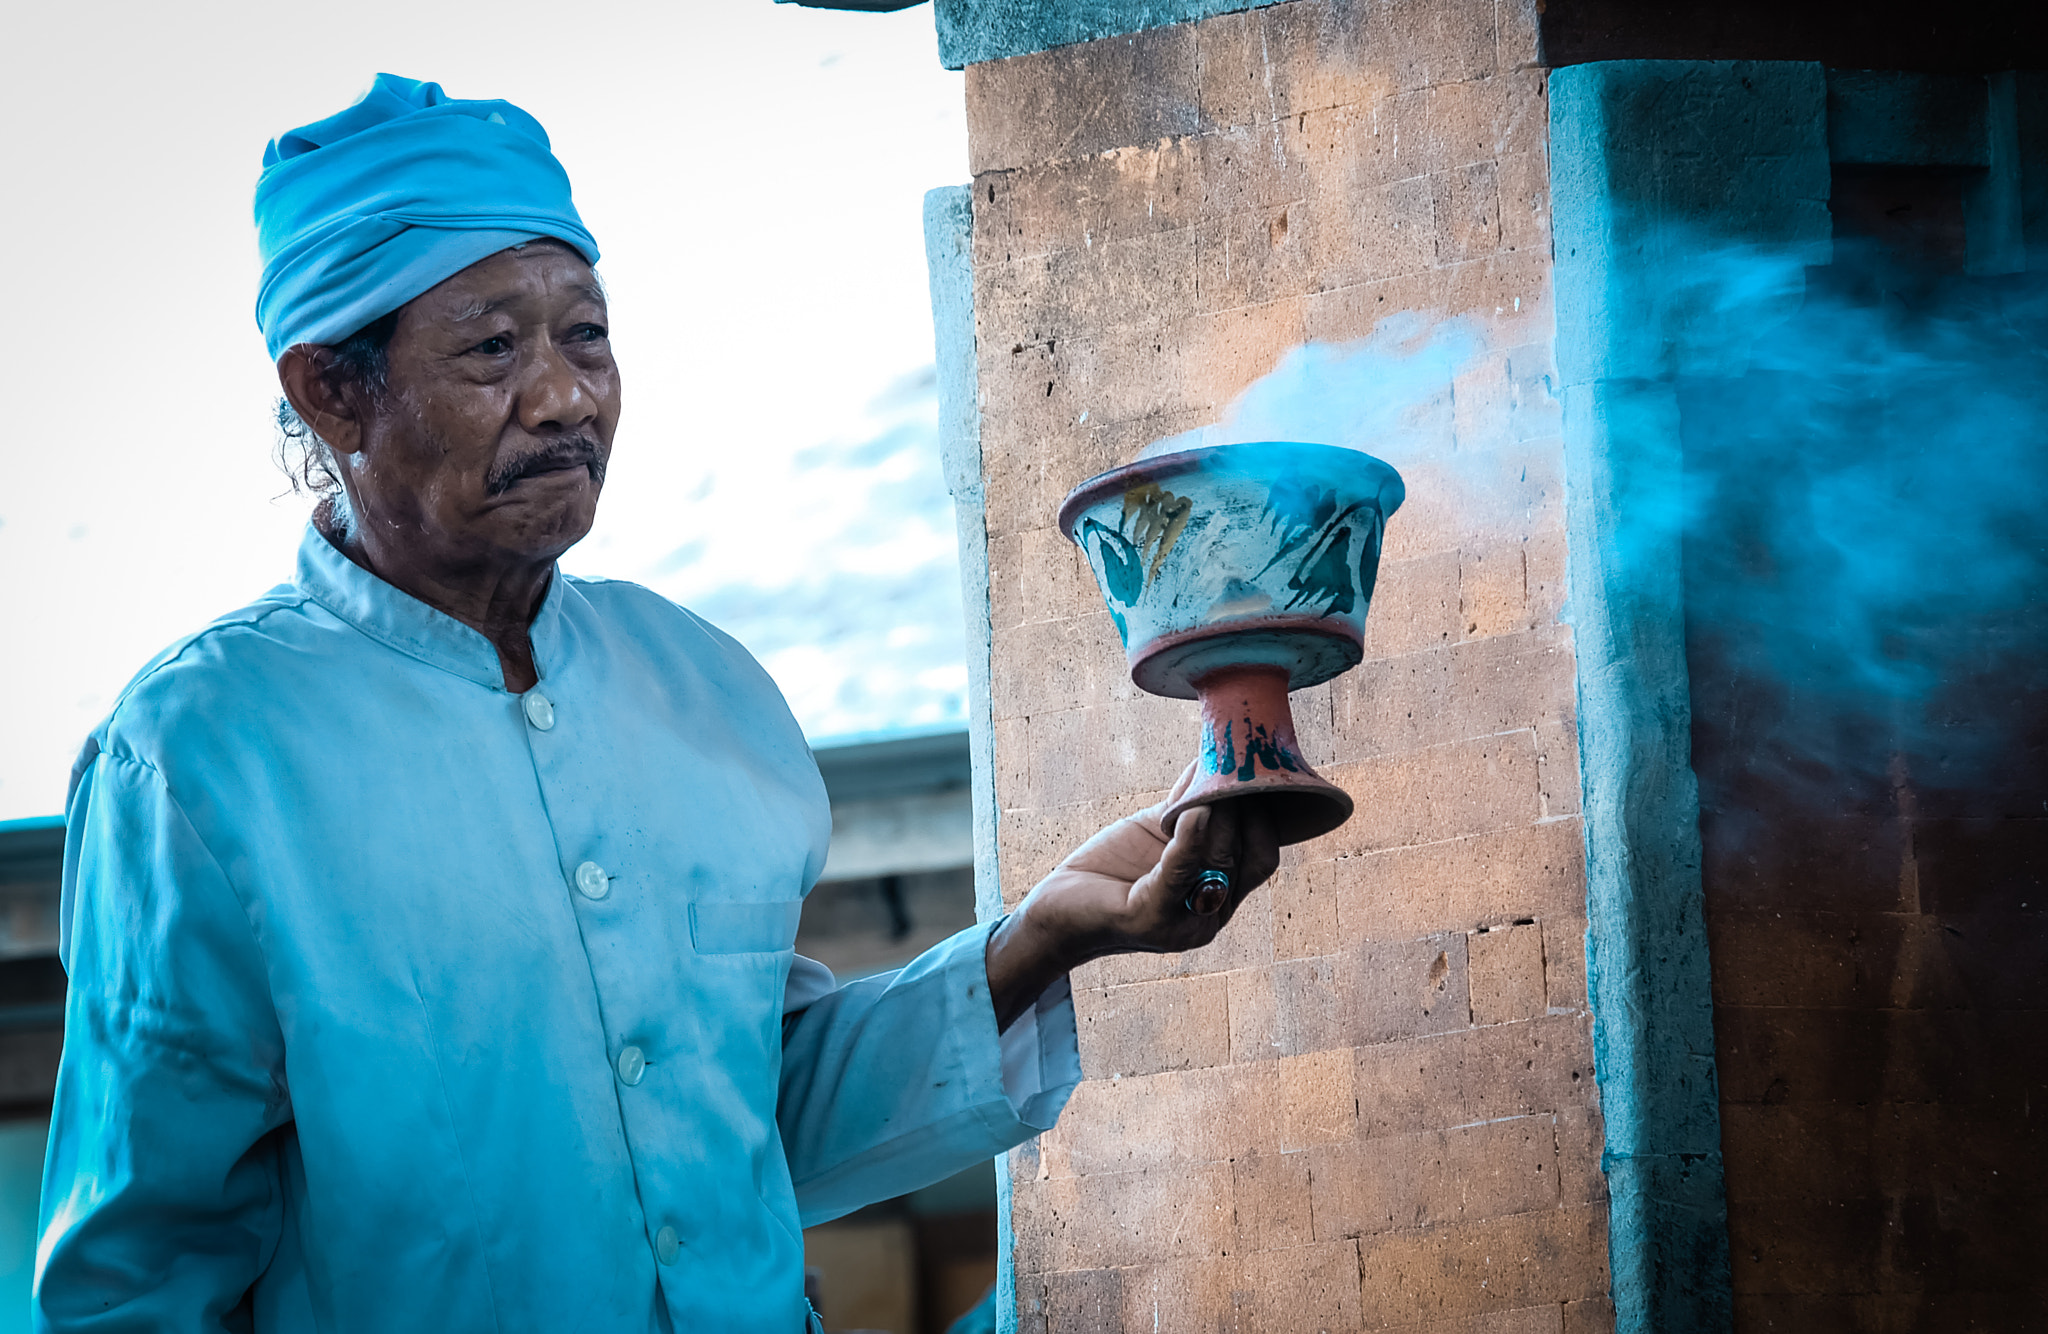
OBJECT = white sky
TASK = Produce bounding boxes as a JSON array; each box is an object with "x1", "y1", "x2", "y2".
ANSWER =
[{"x1": 0, "y1": 1, "x2": 971, "y2": 821}]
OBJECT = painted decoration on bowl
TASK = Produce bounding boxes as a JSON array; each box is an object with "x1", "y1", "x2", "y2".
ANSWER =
[{"x1": 1057, "y1": 442, "x2": 1405, "y2": 700}]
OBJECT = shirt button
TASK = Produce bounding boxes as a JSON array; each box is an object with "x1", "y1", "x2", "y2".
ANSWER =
[
  {"x1": 616, "y1": 1045, "x2": 646, "y2": 1086},
  {"x1": 573, "y1": 861, "x2": 610, "y2": 900},
  {"x1": 522, "y1": 690, "x2": 555, "y2": 731},
  {"x1": 654, "y1": 1225, "x2": 680, "y2": 1265}
]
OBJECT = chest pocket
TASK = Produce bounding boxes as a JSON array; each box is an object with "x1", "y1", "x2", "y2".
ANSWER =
[{"x1": 690, "y1": 900, "x2": 804, "y2": 955}]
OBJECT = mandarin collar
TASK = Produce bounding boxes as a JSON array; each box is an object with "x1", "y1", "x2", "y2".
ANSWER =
[{"x1": 293, "y1": 525, "x2": 566, "y2": 691}]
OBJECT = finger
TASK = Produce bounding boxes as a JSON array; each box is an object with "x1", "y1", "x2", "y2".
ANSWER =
[
  {"x1": 1223, "y1": 799, "x2": 1281, "y2": 918},
  {"x1": 1164, "y1": 758, "x2": 1201, "y2": 806},
  {"x1": 1188, "y1": 801, "x2": 1241, "y2": 916},
  {"x1": 1058, "y1": 810, "x2": 1168, "y2": 880},
  {"x1": 1152, "y1": 804, "x2": 1212, "y2": 910},
  {"x1": 1241, "y1": 798, "x2": 1281, "y2": 890}
]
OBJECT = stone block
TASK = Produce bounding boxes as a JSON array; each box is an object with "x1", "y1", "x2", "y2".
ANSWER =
[
  {"x1": 1280, "y1": 1048, "x2": 1358, "y2": 1150},
  {"x1": 1360, "y1": 551, "x2": 1463, "y2": 660},
  {"x1": 1494, "y1": 148, "x2": 1550, "y2": 255},
  {"x1": 1332, "y1": 819, "x2": 1587, "y2": 942},
  {"x1": 1077, "y1": 972, "x2": 1233, "y2": 1079},
  {"x1": 1191, "y1": 6, "x2": 1269, "y2": 132},
  {"x1": 1534, "y1": 719, "x2": 1581, "y2": 820},
  {"x1": 1327, "y1": 628, "x2": 1576, "y2": 766},
  {"x1": 1062, "y1": 324, "x2": 1205, "y2": 431},
  {"x1": 964, "y1": 23, "x2": 1198, "y2": 174},
  {"x1": 1016, "y1": 693, "x2": 1200, "y2": 809},
  {"x1": 1346, "y1": 932, "x2": 1471, "y2": 1046},
  {"x1": 1432, "y1": 162, "x2": 1503, "y2": 263},
  {"x1": 1542, "y1": 913, "x2": 1589, "y2": 1013},
  {"x1": 1303, "y1": 268, "x2": 1453, "y2": 350},
  {"x1": 1234, "y1": 954, "x2": 1351, "y2": 1062},
  {"x1": 1422, "y1": 70, "x2": 1544, "y2": 174},
  {"x1": 1360, "y1": 0, "x2": 1501, "y2": 96},
  {"x1": 992, "y1": 713, "x2": 1034, "y2": 815},
  {"x1": 1912, "y1": 817, "x2": 2048, "y2": 915},
  {"x1": 1312, "y1": 730, "x2": 1543, "y2": 857},
  {"x1": 1381, "y1": 1307, "x2": 1566, "y2": 1334},
  {"x1": 1560, "y1": 1296, "x2": 1614, "y2": 1334},
  {"x1": 1309, "y1": 171, "x2": 1439, "y2": 292},
  {"x1": 1308, "y1": 1115, "x2": 1559, "y2": 1239},
  {"x1": 1376, "y1": 1303, "x2": 1564, "y2": 1334},
  {"x1": 982, "y1": 227, "x2": 1205, "y2": 350},
  {"x1": 1456, "y1": 541, "x2": 1529, "y2": 639},
  {"x1": 1016, "y1": 1267, "x2": 1121, "y2": 1334},
  {"x1": 1353, "y1": 1014, "x2": 1595, "y2": 1139},
  {"x1": 990, "y1": 613, "x2": 1114, "y2": 719},
  {"x1": 1449, "y1": 349, "x2": 1523, "y2": 455},
  {"x1": 1013, "y1": 1162, "x2": 1235, "y2": 1273},
  {"x1": 987, "y1": 524, "x2": 1103, "y2": 632},
  {"x1": 1269, "y1": 861, "x2": 1341, "y2": 960},
  {"x1": 1551, "y1": 1107, "x2": 1609, "y2": 1207},
  {"x1": 1197, "y1": 120, "x2": 1314, "y2": 216},
  {"x1": 1195, "y1": 206, "x2": 1315, "y2": 313},
  {"x1": 1234, "y1": 1151, "x2": 1315, "y2": 1251},
  {"x1": 973, "y1": 139, "x2": 1201, "y2": 270},
  {"x1": 1495, "y1": 0, "x2": 1542, "y2": 70},
  {"x1": 1242, "y1": 1240, "x2": 1365, "y2": 1331},
  {"x1": 1226, "y1": 964, "x2": 1284, "y2": 1063},
  {"x1": 1178, "y1": 296, "x2": 1309, "y2": 410},
  {"x1": 1196, "y1": 0, "x2": 1393, "y2": 130},
  {"x1": 1466, "y1": 920, "x2": 1545, "y2": 1026},
  {"x1": 1114, "y1": 1255, "x2": 1251, "y2": 1334},
  {"x1": 1720, "y1": 1100, "x2": 2045, "y2": 1208},
  {"x1": 1052, "y1": 1063, "x2": 1287, "y2": 1178},
  {"x1": 1299, "y1": 91, "x2": 1435, "y2": 193},
  {"x1": 1355, "y1": 1205, "x2": 1611, "y2": 1327}
]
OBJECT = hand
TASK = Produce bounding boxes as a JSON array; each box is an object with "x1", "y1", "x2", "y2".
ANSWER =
[{"x1": 984, "y1": 767, "x2": 1281, "y2": 1030}]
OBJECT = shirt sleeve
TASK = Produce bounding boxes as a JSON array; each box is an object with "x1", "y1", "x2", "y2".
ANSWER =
[
  {"x1": 37, "y1": 748, "x2": 291, "y2": 1330},
  {"x1": 776, "y1": 919, "x2": 1080, "y2": 1227}
]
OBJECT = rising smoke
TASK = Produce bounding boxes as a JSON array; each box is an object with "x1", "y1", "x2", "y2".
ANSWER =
[{"x1": 1147, "y1": 237, "x2": 2048, "y2": 805}]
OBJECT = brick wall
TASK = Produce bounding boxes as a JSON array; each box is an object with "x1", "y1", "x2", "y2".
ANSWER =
[{"x1": 961, "y1": 2, "x2": 1615, "y2": 1327}]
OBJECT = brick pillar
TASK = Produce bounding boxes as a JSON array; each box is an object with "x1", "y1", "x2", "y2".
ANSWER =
[{"x1": 961, "y1": 2, "x2": 1614, "y2": 1327}]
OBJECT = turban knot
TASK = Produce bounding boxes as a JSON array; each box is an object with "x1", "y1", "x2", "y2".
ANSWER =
[{"x1": 254, "y1": 74, "x2": 600, "y2": 360}]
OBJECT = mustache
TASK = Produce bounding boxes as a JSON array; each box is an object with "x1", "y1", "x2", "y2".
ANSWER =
[{"x1": 485, "y1": 435, "x2": 607, "y2": 497}]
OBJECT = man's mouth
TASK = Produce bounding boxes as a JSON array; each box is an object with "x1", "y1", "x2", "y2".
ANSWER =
[{"x1": 487, "y1": 437, "x2": 606, "y2": 496}]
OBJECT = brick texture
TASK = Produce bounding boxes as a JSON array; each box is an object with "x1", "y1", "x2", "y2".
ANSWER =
[{"x1": 967, "y1": 1, "x2": 1607, "y2": 1328}]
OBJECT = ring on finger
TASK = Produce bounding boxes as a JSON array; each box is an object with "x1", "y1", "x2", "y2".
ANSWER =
[{"x1": 1184, "y1": 867, "x2": 1233, "y2": 913}]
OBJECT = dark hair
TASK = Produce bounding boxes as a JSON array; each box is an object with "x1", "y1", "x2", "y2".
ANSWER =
[{"x1": 274, "y1": 309, "x2": 402, "y2": 500}]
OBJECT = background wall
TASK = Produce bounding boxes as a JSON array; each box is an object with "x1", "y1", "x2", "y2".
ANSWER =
[{"x1": 959, "y1": 2, "x2": 1616, "y2": 1327}]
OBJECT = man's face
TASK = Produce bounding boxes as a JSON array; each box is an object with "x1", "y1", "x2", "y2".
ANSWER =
[{"x1": 348, "y1": 242, "x2": 621, "y2": 568}]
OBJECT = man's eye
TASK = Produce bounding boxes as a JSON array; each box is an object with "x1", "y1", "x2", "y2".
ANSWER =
[
  {"x1": 471, "y1": 335, "x2": 513, "y2": 356},
  {"x1": 571, "y1": 324, "x2": 608, "y2": 343}
]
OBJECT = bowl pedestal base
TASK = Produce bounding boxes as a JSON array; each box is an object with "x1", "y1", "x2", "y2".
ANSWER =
[{"x1": 1161, "y1": 662, "x2": 1355, "y2": 847}]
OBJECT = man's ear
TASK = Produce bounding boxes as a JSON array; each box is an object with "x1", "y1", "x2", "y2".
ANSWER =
[{"x1": 277, "y1": 347, "x2": 367, "y2": 457}]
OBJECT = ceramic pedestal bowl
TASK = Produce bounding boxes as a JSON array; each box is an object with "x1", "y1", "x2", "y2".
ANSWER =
[{"x1": 1057, "y1": 441, "x2": 1406, "y2": 845}]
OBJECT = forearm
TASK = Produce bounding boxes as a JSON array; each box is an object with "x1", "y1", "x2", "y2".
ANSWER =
[
  {"x1": 780, "y1": 921, "x2": 1077, "y2": 1224},
  {"x1": 984, "y1": 895, "x2": 1111, "y2": 1032}
]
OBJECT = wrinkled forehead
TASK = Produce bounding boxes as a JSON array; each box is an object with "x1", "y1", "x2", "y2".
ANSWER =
[{"x1": 401, "y1": 241, "x2": 608, "y2": 329}]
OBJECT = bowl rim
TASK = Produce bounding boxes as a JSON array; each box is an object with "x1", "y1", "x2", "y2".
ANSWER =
[{"x1": 1055, "y1": 440, "x2": 1407, "y2": 542}]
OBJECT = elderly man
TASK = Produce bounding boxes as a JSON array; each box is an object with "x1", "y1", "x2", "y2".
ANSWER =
[{"x1": 37, "y1": 76, "x2": 1276, "y2": 1331}]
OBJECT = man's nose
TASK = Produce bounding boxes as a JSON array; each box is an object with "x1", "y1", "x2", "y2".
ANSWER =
[{"x1": 518, "y1": 338, "x2": 596, "y2": 433}]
